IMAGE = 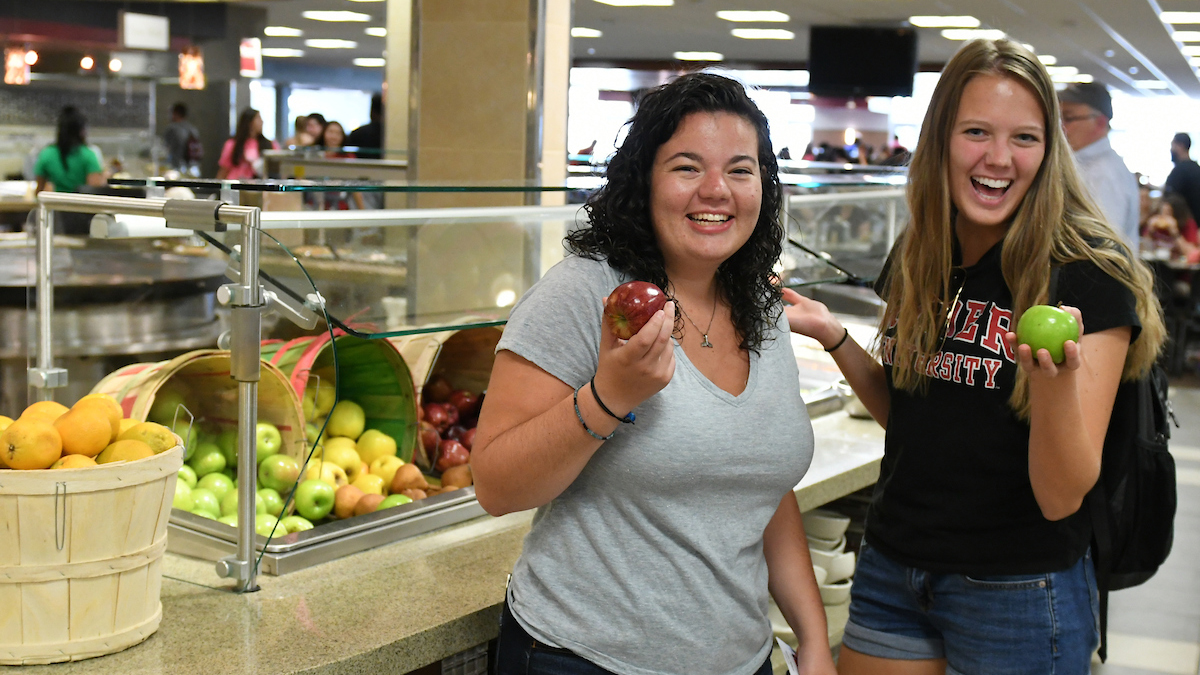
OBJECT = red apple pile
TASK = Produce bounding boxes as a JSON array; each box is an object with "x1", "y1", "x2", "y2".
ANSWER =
[{"x1": 419, "y1": 374, "x2": 482, "y2": 473}]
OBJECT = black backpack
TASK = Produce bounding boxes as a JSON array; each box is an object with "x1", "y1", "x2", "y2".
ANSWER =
[
  {"x1": 184, "y1": 129, "x2": 203, "y2": 164},
  {"x1": 1050, "y1": 266, "x2": 1178, "y2": 661}
]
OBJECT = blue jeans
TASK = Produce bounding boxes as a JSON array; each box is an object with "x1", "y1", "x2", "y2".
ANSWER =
[
  {"x1": 493, "y1": 600, "x2": 773, "y2": 675},
  {"x1": 842, "y1": 542, "x2": 1100, "y2": 675}
]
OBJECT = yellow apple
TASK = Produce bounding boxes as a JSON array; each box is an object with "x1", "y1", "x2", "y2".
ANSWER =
[
  {"x1": 303, "y1": 460, "x2": 348, "y2": 489},
  {"x1": 319, "y1": 438, "x2": 360, "y2": 472},
  {"x1": 0, "y1": 415, "x2": 14, "y2": 433},
  {"x1": 369, "y1": 455, "x2": 405, "y2": 488},
  {"x1": 326, "y1": 401, "x2": 365, "y2": 440},
  {"x1": 351, "y1": 472, "x2": 385, "y2": 496},
  {"x1": 356, "y1": 429, "x2": 397, "y2": 465},
  {"x1": 347, "y1": 461, "x2": 369, "y2": 484}
]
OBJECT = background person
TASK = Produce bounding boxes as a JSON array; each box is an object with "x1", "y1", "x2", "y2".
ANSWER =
[
  {"x1": 162, "y1": 102, "x2": 201, "y2": 174},
  {"x1": 1165, "y1": 132, "x2": 1200, "y2": 230},
  {"x1": 784, "y1": 39, "x2": 1164, "y2": 675},
  {"x1": 284, "y1": 115, "x2": 313, "y2": 148},
  {"x1": 345, "y1": 94, "x2": 383, "y2": 158},
  {"x1": 216, "y1": 108, "x2": 278, "y2": 180},
  {"x1": 34, "y1": 106, "x2": 104, "y2": 194},
  {"x1": 1058, "y1": 82, "x2": 1140, "y2": 245},
  {"x1": 472, "y1": 72, "x2": 836, "y2": 675}
]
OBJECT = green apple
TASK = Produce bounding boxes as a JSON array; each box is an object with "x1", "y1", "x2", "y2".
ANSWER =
[
  {"x1": 197, "y1": 473, "x2": 235, "y2": 502},
  {"x1": 192, "y1": 509, "x2": 217, "y2": 520},
  {"x1": 378, "y1": 494, "x2": 413, "y2": 509},
  {"x1": 173, "y1": 481, "x2": 195, "y2": 511},
  {"x1": 216, "y1": 428, "x2": 238, "y2": 469},
  {"x1": 176, "y1": 464, "x2": 198, "y2": 489},
  {"x1": 256, "y1": 421, "x2": 283, "y2": 463},
  {"x1": 306, "y1": 423, "x2": 320, "y2": 446},
  {"x1": 258, "y1": 454, "x2": 301, "y2": 493},
  {"x1": 258, "y1": 488, "x2": 284, "y2": 517},
  {"x1": 326, "y1": 400, "x2": 365, "y2": 440},
  {"x1": 1016, "y1": 305, "x2": 1080, "y2": 364},
  {"x1": 218, "y1": 514, "x2": 238, "y2": 527},
  {"x1": 188, "y1": 443, "x2": 226, "y2": 479},
  {"x1": 189, "y1": 488, "x2": 221, "y2": 518},
  {"x1": 302, "y1": 395, "x2": 316, "y2": 421},
  {"x1": 148, "y1": 389, "x2": 187, "y2": 425},
  {"x1": 220, "y1": 489, "x2": 266, "y2": 517},
  {"x1": 279, "y1": 515, "x2": 315, "y2": 534},
  {"x1": 254, "y1": 513, "x2": 281, "y2": 537},
  {"x1": 293, "y1": 479, "x2": 335, "y2": 521}
]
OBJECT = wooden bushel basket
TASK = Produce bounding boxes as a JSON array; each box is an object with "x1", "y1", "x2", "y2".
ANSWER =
[{"x1": 0, "y1": 444, "x2": 184, "y2": 665}]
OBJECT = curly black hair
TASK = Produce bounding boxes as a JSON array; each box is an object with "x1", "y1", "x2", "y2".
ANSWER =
[{"x1": 565, "y1": 72, "x2": 784, "y2": 352}]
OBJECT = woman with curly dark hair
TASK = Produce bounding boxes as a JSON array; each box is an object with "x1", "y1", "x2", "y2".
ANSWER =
[{"x1": 472, "y1": 72, "x2": 835, "y2": 675}]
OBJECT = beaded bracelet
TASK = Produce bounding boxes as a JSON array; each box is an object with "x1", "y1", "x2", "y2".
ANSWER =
[
  {"x1": 824, "y1": 327, "x2": 850, "y2": 353},
  {"x1": 590, "y1": 379, "x2": 635, "y2": 424},
  {"x1": 574, "y1": 384, "x2": 616, "y2": 441}
]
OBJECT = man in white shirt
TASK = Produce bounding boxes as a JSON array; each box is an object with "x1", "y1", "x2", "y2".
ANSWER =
[{"x1": 1059, "y1": 83, "x2": 1140, "y2": 244}]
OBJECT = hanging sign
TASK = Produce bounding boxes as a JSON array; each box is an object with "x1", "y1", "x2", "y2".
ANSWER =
[
  {"x1": 239, "y1": 38, "x2": 262, "y2": 78},
  {"x1": 179, "y1": 46, "x2": 205, "y2": 90},
  {"x1": 4, "y1": 47, "x2": 30, "y2": 85}
]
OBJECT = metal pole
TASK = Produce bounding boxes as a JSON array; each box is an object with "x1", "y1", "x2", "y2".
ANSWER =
[
  {"x1": 230, "y1": 206, "x2": 263, "y2": 593},
  {"x1": 148, "y1": 79, "x2": 159, "y2": 177},
  {"x1": 31, "y1": 203, "x2": 67, "y2": 401}
]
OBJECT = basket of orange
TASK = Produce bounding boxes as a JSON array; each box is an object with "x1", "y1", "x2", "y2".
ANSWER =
[{"x1": 0, "y1": 395, "x2": 183, "y2": 665}]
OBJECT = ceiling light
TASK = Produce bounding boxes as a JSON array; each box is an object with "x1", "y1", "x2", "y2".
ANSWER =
[
  {"x1": 673, "y1": 51, "x2": 723, "y2": 61},
  {"x1": 1046, "y1": 66, "x2": 1079, "y2": 77},
  {"x1": 1134, "y1": 80, "x2": 1169, "y2": 89},
  {"x1": 1190, "y1": 57, "x2": 1200, "y2": 67},
  {"x1": 305, "y1": 39, "x2": 358, "y2": 49},
  {"x1": 347, "y1": 0, "x2": 384, "y2": 2},
  {"x1": 1038, "y1": 54, "x2": 1057, "y2": 65},
  {"x1": 353, "y1": 57, "x2": 385, "y2": 67},
  {"x1": 731, "y1": 28, "x2": 794, "y2": 40},
  {"x1": 108, "y1": 58, "x2": 122, "y2": 72},
  {"x1": 716, "y1": 10, "x2": 789, "y2": 22},
  {"x1": 1182, "y1": 45, "x2": 1200, "y2": 56},
  {"x1": 365, "y1": 27, "x2": 387, "y2": 37},
  {"x1": 80, "y1": 55, "x2": 94, "y2": 69},
  {"x1": 940, "y1": 28, "x2": 1005, "y2": 41},
  {"x1": 24, "y1": 50, "x2": 37, "y2": 66},
  {"x1": 594, "y1": 0, "x2": 673, "y2": 5},
  {"x1": 262, "y1": 48, "x2": 304, "y2": 57},
  {"x1": 1173, "y1": 31, "x2": 1200, "y2": 42},
  {"x1": 264, "y1": 26, "x2": 303, "y2": 37},
  {"x1": 1052, "y1": 73, "x2": 1094, "y2": 83},
  {"x1": 572, "y1": 27, "x2": 603, "y2": 38},
  {"x1": 910, "y1": 16, "x2": 980, "y2": 28},
  {"x1": 1161, "y1": 11, "x2": 1200, "y2": 23},
  {"x1": 302, "y1": 10, "x2": 371, "y2": 22}
]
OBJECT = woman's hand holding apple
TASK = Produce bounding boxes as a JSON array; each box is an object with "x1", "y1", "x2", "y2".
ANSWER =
[
  {"x1": 591, "y1": 299, "x2": 677, "y2": 417},
  {"x1": 1007, "y1": 304, "x2": 1085, "y2": 378},
  {"x1": 781, "y1": 287, "x2": 845, "y2": 348}
]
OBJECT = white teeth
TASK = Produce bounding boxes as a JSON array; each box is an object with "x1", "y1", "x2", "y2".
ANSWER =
[
  {"x1": 690, "y1": 213, "x2": 731, "y2": 222},
  {"x1": 973, "y1": 177, "x2": 1011, "y2": 189}
]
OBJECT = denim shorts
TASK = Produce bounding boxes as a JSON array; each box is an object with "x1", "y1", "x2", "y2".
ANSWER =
[
  {"x1": 841, "y1": 542, "x2": 1100, "y2": 675},
  {"x1": 494, "y1": 600, "x2": 772, "y2": 675}
]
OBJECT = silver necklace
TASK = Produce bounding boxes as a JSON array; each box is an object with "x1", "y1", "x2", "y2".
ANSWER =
[{"x1": 677, "y1": 296, "x2": 717, "y2": 348}]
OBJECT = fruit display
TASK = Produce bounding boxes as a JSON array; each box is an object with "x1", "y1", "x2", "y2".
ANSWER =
[
  {"x1": 417, "y1": 374, "x2": 483, "y2": 475},
  {"x1": 0, "y1": 394, "x2": 175, "y2": 471}
]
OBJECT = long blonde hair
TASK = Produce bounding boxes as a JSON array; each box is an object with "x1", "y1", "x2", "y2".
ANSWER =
[{"x1": 879, "y1": 38, "x2": 1165, "y2": 419}]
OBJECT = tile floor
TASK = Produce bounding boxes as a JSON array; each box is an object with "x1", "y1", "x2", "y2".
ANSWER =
[{"x1": 1091, "y1": 382, "x2": 1200, "y2": 675}]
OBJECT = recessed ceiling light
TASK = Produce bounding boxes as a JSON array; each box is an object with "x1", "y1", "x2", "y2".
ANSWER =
[
  {"x1": 1052, "y1": 73, "x2": 1094, "y2": 83},
  {"x1": 1046, "y1": 66, "x2": 1079, "y2": 77},
  {"x1": 108, "y1": 58, "x2": 122, "y2": 72},
  {"x1": 1161, "y1": 11, "x2": 1200, "y2": 24},
  {"x1": 673, "y1": 51, "x2": 723, "y2": 61},
  {"x1": 353, "y1": 57, "x2": 386, "y2": 67},
  {"x1": 941, "y1": 28, "x2": 1005, "y2": 40},
  {"x1": 910, "y1": 16, "x2": 980, "y2": 28},
  {"x1": 716, "y1": 10, "x2": 789, "y2": 22},
  {"x1": 731, "y1": 28, "x2": 794, "y2": 40},
  {"x1": 1105, "y1": 49, "x2": 1116, "y2": 58},
  {"x1": 306, "y1": 39, "x2": 358, "y2": 49},
  {"x1": 1038, "y1": 54, "x2": 1057, "y2": 65},
  {"x1": 1129, "y1": 66, "x2": 1139, "y2": 74},
  {"x1": 594, "y1": 0, "x2": 673, "y2": 5},
  {"x1": 80, "y1": 55, "x2": 94, "y2": 69},
  {"x1": 302, "y1": 10, "x2": 371, "y2": 22},
  {"x1": 365, "y1": 27, "x2": 387, "y2": 37},
  {"x1": 1182, "y1": 45, "x2": 1200, "y2": 56},
  {"x1": 572, "y1": 27, "x2": 603, "y2": 38},
  {"x1": 264, "y1": 26, "x2": 303, "y2": 37},
  {"x1": 24, "y1": 50, "x2": 37, "y2": 66},
  {"x1": 1172, "y1": 31, "x2": 1200, "y2": 41},
  {"x1": 262, "y1": 48, "x2": 305, "y2": 58},
  {"x1": 1134, "y1": 80, "x2": 1169, "y2": 89}
]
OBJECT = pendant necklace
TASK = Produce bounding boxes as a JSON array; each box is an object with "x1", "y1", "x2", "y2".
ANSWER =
[{"x1": 677, "y1": 295, "x2": 718, "y2": 348}]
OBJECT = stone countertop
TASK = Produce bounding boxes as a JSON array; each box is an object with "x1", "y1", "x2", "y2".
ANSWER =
[{"x1": 8, "y1": 412, "x2": 884, "y2": 675}]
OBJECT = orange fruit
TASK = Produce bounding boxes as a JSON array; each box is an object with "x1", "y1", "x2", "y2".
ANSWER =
[
  {"x1": 20, "y1": 400, "x2": 69, "y2": 423},
  {"x1": 54, "y1": 406, "x2": 112, "y2": 457},
  {"x1": 118, "y1": 418, "x2": 140, "y2": 436},
  {"x1": 0, "y1": 415, "x2": 13, "y2": 433},
  {"x1": 51, "y1": 454, "x2": 98, "y2": 469},
  {"x1": 96, "y1": 439, "x2": 154, "y2": 464},
  {"x1": 75, "y1": 394, "x2": 122, "y2": 441},
  {"x1": 1, "y1": 418, "x2": 63, "y2": 469}
]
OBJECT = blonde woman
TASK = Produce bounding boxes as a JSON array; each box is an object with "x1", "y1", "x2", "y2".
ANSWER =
[{"x1": 785, "y1": 39, "x2": 1164, "y2": 674}]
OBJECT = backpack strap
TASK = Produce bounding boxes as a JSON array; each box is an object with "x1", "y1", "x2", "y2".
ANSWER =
[{"x1": 1052, "y1": 263, "x2": 1112, "y2": 661}]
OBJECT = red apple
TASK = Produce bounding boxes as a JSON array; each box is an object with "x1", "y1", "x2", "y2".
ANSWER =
[
  {"x1": 423, "y1": 403, "x2": 450, "y2": 431},
  {"x1": 448, "y1": 390, "x2": 479, "y2": 417},
  {"x1": 445, "y1": 424, "x2": 467, "y2": 442},
  {"x1": 419, "y1": 421, "x2": 441, "y2": 454},
  {"x1": 605, "y1": 281, "x2": 667, "y2": 340},
  {"x1": 436, "y1": 440, "x2": 470, "y2": 472},
  {"x1": 423, "y1": 375, "x2": 453, "y2": 404},
  {"x1": 460, "y1": 427, "x2": 476, "y2": 451}
]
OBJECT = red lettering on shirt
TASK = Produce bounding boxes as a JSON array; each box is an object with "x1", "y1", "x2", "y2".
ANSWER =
[
  {"x1": 953, "y1": 300, "x2": 988, "y2": 343},
  {"x1": 938, "y1": 351, "x2": 954, "y2": 380},
  {"x1": 950, "y1": 354, "x2": 966, "y2": 383},
  {"x1": 961, "y1": 355, "x2": 983, "y2": 386},
  {"x1": 981, "y1": 306, "x2": 1015, "y2": 361},
  {"x1": 982, "y1": 357, "x2": 1004, "y2": 389}
]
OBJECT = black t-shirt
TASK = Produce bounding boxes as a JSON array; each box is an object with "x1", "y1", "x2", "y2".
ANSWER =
[
  {"x1": 1165, "y1": 159, "x2": 1200, "y2": 228},
  {"x1": 868, "y1": 239, "x2": 1141, "y2": 575}
]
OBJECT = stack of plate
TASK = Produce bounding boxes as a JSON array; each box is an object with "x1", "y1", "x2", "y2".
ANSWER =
[{"x1": 803, "y1": 509, "x2": 855, "y2": 606}]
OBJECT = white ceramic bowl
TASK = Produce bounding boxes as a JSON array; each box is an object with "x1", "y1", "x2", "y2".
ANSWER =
[
  {"x1": 803, "y1": 509, "x2": 851, "y2": 541},
  {"x1": 813, "y1": 564, "x2": 828, "y2": 586},
  {"x1": 806, "y1": 533, "x2": 846, "y2": 553},
  {"x1": 819, "y1": 578, "x2": 853, "y2": 606},
  {"x1": 810, "y1": 550, "x2": 856, "y2": 584}
]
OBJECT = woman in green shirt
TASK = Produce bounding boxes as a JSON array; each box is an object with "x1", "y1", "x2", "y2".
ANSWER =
[{"x1": 35, "y1": 107, "x2": 105, "y2": 193}]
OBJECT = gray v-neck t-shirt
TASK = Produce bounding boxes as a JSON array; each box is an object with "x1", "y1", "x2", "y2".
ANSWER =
[{"x1": 497, "y1": 256, "x2": 814, "y2": 675}]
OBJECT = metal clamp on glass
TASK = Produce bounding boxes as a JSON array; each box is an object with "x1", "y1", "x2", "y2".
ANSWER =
[
  {"x1": 163, "y1": 199, "x2": 228, "y2": 232},
  {"x1": 27, "y1": 366, "x2": 68, "y2": 389}
]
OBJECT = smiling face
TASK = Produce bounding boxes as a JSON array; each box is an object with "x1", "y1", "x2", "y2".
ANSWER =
[
  {"x1": 948, "y1": 73, "x2": 1047, "y2": 240},
  {"x1": 649, "y1": 111, "x2": 763, "y2": 275},
  {"x1": 324, "y1": 123, "x2": 345, "y2": 148}
]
